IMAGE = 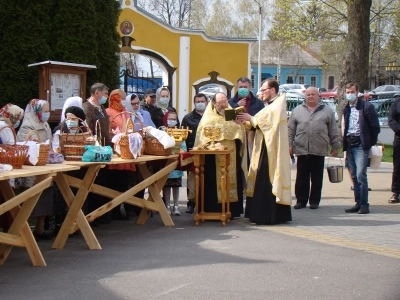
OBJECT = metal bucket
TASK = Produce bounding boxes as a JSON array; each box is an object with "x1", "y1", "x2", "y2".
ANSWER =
[{"x1": 326, "y1": 165, "x2": 343, "y2": 183}]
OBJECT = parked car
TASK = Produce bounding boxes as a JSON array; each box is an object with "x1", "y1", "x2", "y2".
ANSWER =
[
  {"x1": 320, "y1": 86, "x2": 338, "y2": 100},
  {"x1": 365, "y1": 85, "x2": 400, "y2": 101},
  {"x1": 370, "y1": 99, "x2": 394, "y2": 127},
  {"x1": 199, "y1": 84, "x2": 221, "y2": 92},
  {"x1": 281, "y1": 83, "x2": 310, "y2": 94},
  {"x1": 280, "y1": 87, "x2": 305, "y2": 100},
  {"x1": 318, "y1": 87, "x2": 327, "y2": 93},
  {"x1": 322, "y1": 99, "x2": 338, "y2": 122},
  {"x1": 201, "y1": 86, "x2": 224, "y2": 100}
]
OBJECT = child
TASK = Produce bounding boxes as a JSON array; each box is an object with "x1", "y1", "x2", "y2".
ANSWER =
[{"x1": 162, "y1": 111, "x2": 186, "y2": 215}]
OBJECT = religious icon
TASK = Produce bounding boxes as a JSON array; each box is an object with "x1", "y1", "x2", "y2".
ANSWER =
[{"x1": 120, "y1": 21, "x2": 134, "y2": 36}]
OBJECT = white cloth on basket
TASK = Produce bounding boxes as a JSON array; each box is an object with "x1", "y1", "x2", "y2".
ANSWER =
[
  {"x1": 112, "y1": 132, "x2": 143, "y2": 159},
  {"x1": 143, "y1": 126, "x2": 175, "y2": 149},
  {"x1": 16, "y1": 139, "x2": 50, "y2": 166}
]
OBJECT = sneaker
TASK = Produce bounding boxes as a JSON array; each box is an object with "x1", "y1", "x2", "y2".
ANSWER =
[
  {"x1": 358, "y1": 205, "x2": 370, "y2": 214},
  {"x1": 166, "y1": 205, "x2": 171, "y2": 215},
  {"x1": 309, "y1": 204, "x2": 319, "y2": 209},
  {"x1": 172, "y1": 206, "x2": 181, "y2": 216},
  {"x1": 291, "y1": 158, "x2": 296, "y2": 164},
  {"x1": 186, "y1": 206, "x2": 195, "y2": 214},
  {"x1": 345, "y1": 205, "x2": 360, "y2": 213},
  {"x1": 388, "y1": 193, "x2": 400, "y2": 204}
]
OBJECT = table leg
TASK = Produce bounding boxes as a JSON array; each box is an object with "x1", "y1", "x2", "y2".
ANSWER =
[
  {"x1": 219, "y1": 154, "x2": 227, "y2": 226},
  {"x1": 136, "y1": 159, "x2": 176, "y2": 226},
  {"x1": 193, "y1": 155, "x2": 200, "y2": 226},
  {"x1": 0, "y1": 175, "x2": 51, "y2": 266},
  {"x1": 226, "y1": 154, "x2": 231, "y2": 222},
  {"x1": 200, "y1": 155, "x2": 205, "y2": 222},
  {"x1": 52, "y1": 165, "x2": 102, "y2": 250}
]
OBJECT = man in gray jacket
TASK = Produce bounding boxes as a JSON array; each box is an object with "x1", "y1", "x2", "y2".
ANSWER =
[{"x1": 288, "y1": 87, "x2": 341, "y2": 209}]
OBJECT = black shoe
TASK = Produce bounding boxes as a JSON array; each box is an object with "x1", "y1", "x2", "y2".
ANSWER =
[
  {"x1": 186, "y1": 206, "x2": 195, "y2": 214},
  {"x1": 388, "y1": 193, "x2": 400, "y2": 204},
  {"x1": 345, "y1": 205, "x2": 360, "y2": 213},
  {"x1": 358, "y1": 206, "x2": 370, "y2": 214},
  {"x1": 294, "y1": 203, "x2": 306, "y2": 209},
  {"x1": 368, "y1": 188, "x2": 372, "y2": 191},
  {"x1": 309, "y1": 204, "x2": 319, "y2": 209},
  {"x1": 350, "y1": 186, "x2": 354, "y2": 190}
]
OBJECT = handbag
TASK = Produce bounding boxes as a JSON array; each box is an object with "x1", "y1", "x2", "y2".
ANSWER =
[
  {"x1": 47, "y1": 150, "x2": 64, "y2": 164},
  {"x1": 368, "y1": 144, "x2": 383, "y2": 170},
  {"x1": 82, "y1": 145, "x2": 113, "y2": 162}
]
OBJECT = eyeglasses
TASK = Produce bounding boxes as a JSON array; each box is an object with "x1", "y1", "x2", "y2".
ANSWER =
[
  {"x1": 260, "y1": 88, "x2": 272, "y2": 93},
  {"x1": 215, "y1": 100, "x2": 228, "y2": 105},
  {"x1": 131, "y1": 102, "x2": 140, "y2": 106}
]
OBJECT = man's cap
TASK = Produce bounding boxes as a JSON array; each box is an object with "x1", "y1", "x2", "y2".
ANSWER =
[{"x1": 145, "y1": 88, "x2": 157, "y2": 97}]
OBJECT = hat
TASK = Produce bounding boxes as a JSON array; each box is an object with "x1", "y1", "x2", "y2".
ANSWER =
[
  {"x1": 65, "y1": 106, "x2": 86, "y2": 121},
  {"x1": 145, "y1": 88, "x2": 157, "y2": 97}
]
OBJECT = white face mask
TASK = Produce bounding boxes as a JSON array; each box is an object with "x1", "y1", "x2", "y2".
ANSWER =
[
  {"x1": 167, "y1": 120, "x2": 177, "y2": 127},
  {"x1": 13, "y1": 120, "x2": 20, "y2": 128},
  {"x1": 346, "y1": 94, "x2": 357, "y2": 102},
  {"x1": 159, "y1": 97, "x2": 169, "y2": 106}
]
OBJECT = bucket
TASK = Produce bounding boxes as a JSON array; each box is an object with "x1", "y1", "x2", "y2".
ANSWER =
[{"x1": 326, "y1": 158, "x2": 343, "y2": 183}]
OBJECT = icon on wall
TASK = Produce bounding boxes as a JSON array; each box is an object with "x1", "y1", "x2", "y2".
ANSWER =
[{"x1": 120, "y1": 21, "x2": 134, "y2": 36}]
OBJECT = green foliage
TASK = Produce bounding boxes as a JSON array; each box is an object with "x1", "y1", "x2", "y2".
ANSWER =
[
  {"x1": 88, "y1": 0, "x2": 122, "y2": 93},
  {"x1": 0, "y1": 0, "x2": 53, "y2": 108},
  {"x1": 0, "y1": 0, "x2": 121, "y2": 108}
]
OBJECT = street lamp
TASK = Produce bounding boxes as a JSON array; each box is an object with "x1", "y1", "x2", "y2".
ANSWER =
[{"x1": 254, "y1": 0, "x2": 262, "y2": 90}]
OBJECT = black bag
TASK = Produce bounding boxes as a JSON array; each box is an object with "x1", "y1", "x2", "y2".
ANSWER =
[{"x1": 346, "y1": 135, "x2": 361, "y2": 147}]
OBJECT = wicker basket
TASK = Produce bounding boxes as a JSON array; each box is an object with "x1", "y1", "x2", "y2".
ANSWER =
[
  {"x1": 23, "y1": 130, "x2": 51, "y2": 166},
  {"x1": 0, "y1": 126, "x2": 29, "y2": 169},
  {"x1": 60, "y1": 120, "x2": 95, "y2": 161},
  {"x1": 144, "y1": 137, "x2": 172, "y2": 156},
  {"x1": 111, "y1": 111, "x2": 145, "y2": 159}
]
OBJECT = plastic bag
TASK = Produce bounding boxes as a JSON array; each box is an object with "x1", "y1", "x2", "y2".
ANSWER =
[
  {"x1": 82, "y1": 145, "x2": 113, "y2": 162},
  {"x1": 368, "y1": 145, "x2": 383, "y2": 170}
]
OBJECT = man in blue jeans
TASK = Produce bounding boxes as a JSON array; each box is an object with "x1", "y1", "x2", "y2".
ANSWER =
[{"x1": 343, "y1": 82, "x2": 380, "y2": 214}]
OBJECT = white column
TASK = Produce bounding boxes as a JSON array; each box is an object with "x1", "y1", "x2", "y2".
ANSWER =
[{"x1": 178, "y1": 36, "x2": 190, "y2": 120}]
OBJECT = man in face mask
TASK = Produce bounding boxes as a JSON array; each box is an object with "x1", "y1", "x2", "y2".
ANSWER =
[
  {"x1": 343, "y1": 82, "x2": 380, "y2": 215},
  {"x1": 228, "y1": 77, "x2": 264, "y2": 159},
  {"x1": 181, "y1": 93, "x2": 208, "y2": 213}
]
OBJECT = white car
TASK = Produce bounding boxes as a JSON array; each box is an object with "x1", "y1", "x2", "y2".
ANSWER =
[
  {"x1": 281, "y1": 84, "x2": 310, "y2": 94},
  {"x1": 201, "y1": 86, "x2": 224, "y2": 100}
]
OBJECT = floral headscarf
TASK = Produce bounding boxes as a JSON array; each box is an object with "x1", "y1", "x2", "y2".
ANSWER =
[
  {"x1": 109, "y1": 89, "x2": 126, "y2": 112},
  {"x1": 25, "y1": 99, "x2": 48, "y2": 123},
  {"x1": 0, "y1": 103, "x2": 24, "y2": 126}
]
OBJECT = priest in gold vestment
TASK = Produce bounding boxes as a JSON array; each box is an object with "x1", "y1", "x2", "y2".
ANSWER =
[
  {"x1": 237, "y1": 79, "x2": 292, "y2": 224},
  {"x1": 194, "y1": 92, "x2": 247, "y2": 218}
]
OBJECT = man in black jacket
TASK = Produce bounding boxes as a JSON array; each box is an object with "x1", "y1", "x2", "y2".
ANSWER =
[
  {"x1": 388, "y1": 97, "x2": 400, "y2": 203},
  {"x1": 181, "y1": 93, "x2": 208, "y2": 213},
  {"x1": 343, "y1": 82, "x2": 380, "y2": 214},
  {"x1": 228, "y1": 77, "x2": 264, "y2": 160}
]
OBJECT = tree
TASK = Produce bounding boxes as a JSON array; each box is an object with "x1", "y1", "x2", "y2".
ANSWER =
[{"x1": 0, "y1": 0, "x2": 53, "y2": 107}]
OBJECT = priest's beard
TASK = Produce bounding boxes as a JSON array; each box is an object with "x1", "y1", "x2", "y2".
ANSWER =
[{"x1": 216, "y1": 108, "x2": 225, "y2": 116}]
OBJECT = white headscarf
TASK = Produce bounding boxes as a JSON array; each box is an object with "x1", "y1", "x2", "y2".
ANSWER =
[
  {"x1": 125, "y1": 94, "x2": 143, "y2": 122},
  {"x1": 61, "y1": 96, "x2": 83, "y2": 122}
]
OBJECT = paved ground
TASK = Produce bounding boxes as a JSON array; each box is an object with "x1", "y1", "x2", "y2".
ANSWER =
[{"x1": 0, "y1": 159, "x2": 399, "y2": 299}]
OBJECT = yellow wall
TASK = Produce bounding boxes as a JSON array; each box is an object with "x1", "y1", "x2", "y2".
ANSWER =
[{"x1": 119, "y1": 8, "x2": 251, "y2": 111}]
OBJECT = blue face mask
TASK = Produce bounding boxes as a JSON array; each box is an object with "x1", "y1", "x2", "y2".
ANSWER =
[
  {"x1": 13, "y1": 120, "x2": 20, "y2": 128},
  {"x1": 167, "y1": 120, "x2": 177, "y2": 128},
  {"x1": 346, "y1": 94, "x2": 357, "y2": 102},
  {"x1": 159, "y1": 97, "x2": 169, "y2": 106},
  {"x1": 195, "y1": 102, "x2": 206, "y2": 111},
  {"x1": 99, "y1": 96, "x2": 107, "y2": 105},
  {"x1": 238, "y1": 88, "x2": 249, "y2": 98},
  {"x1": 66, "y1": 119, "x2": 79, "y2": 128},
  {"x1": 41, "y1": 112, "x2": 50, "y2": 122}
]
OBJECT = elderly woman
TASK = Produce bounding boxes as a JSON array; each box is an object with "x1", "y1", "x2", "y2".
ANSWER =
[
  {"x1": 0, "y1": 103, "x2": 24, "y2": 144},
  {"x1": 17, "y1": 99, "x2": 53, "y2": 240},
  {"x1": 60, "y1": 96, "x2": 83, "y2": 122}
]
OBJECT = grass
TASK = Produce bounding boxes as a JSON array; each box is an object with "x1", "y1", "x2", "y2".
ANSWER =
[{"x1": 337, "y1": 144, "x2": 392, "y2": 163}]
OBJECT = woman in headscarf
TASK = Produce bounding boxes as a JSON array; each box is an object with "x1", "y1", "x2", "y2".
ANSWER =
[
  {"x1": 52, "y1": 105, "x2": 87, "y2": 235},
  {"x1": 17, "y1": 99, "x2": 54, "y2": 240},
  {"x1": 60, "y1": 96, "x2": 83, "y2": 122},
  {"x1": 53, "y1": 105, "x2": 87, "y2": 153},
  {"x1": 0, "y1": 103, "x2": 24, "y2": 144},
  {"x1": 125, "y1": 93, "x2": 155, "y2": 131},
  {"x1": 154, "y1": 86, "x2": 179, "y2": 128},
  {"x1": 105, "y1": 89, "x2": 135, "y2": 220},
  {"x1": 106, "y1": 89, "x2": 128, "y2": 134}
]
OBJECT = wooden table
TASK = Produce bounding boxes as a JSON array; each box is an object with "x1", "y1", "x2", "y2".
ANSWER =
[
  {"x1": 0, "y1": 164, "x2": 80, "y2": 266},
  {"x1": 189, "y1": 149, "x2": 232, "y2": 226},
  {"x1": 52, "y1": 155, "x2": 179, "y2": 250}
]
